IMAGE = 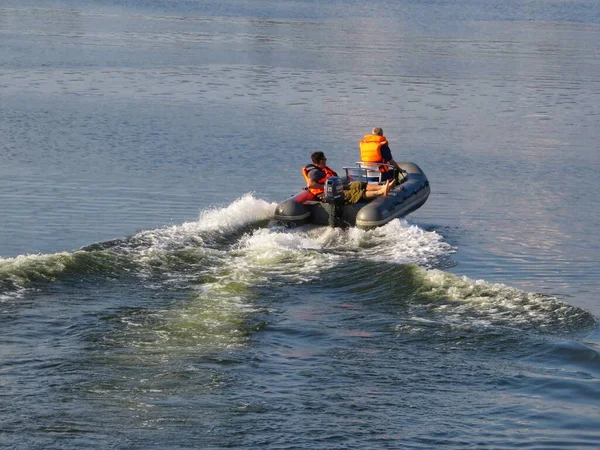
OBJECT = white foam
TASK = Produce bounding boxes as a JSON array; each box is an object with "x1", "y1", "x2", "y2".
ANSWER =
[
  {"x1": 196, "y1": 193, "x2": 276, "y2": 232},
  {"x1": 121, "y1": 194, "x2": 277, "y2": 272},
  {"x1": 356, "y1": 219, "x2": 456, "y2": 266},
  {"x1": 417, "y1": 268, "x2": 589, "y2": 330},
  {"x1": 232, "y1": 227, "x2": 343, "y2": 283},
  {"x1": 269, "y1": 219, "x2": 455, "y2": 267},
  {"x1": 0, "y1": 195, "x2": 276, "y2": 291},
  {"x1": 222, "y1": 219, "x2": 455, "y2": 286},
  {"x1": 130, "y1": 194, "x2": 276, "y2": 249}
]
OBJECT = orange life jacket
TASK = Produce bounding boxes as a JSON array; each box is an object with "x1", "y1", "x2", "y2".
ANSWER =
[
  {"x1": 302, "y1": 164, "x2": 338, "y2": 196},
  {"x1": 359, "y1": 134, "x2": 391, "y2": 173}
]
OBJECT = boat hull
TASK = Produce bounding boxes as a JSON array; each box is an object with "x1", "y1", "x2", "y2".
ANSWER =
[{"x1": 273, "y1": 162, "x2": 430, "y2": 229}]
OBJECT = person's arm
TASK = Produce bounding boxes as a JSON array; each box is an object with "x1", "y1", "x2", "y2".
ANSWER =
[
  {"x1": 381, "y1": 143, "x2": 400, "y2": 169},
  {"x1": 388, "y1": 158, "x2": 400, "y2": 170},
  {"x1": 307, "y1": 178, "x2": 324, "y2": 190},
  {"x1": 306, "y1": 167, "x2": 326, "y2": 190}
]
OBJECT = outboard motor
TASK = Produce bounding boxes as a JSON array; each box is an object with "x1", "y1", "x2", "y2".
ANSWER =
[{"x1": 323, "y1": 176, "x2": 344, "y2": 227}]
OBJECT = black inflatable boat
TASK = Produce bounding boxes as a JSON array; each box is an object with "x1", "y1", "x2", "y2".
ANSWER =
[{"x1": 273, "y1": 161, "x2": 430, "y2": 229}]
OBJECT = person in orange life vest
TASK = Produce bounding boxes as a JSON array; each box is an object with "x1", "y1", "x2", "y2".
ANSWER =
[
  {"x1": 303, "y1": 151, "x2": 394, "y2": 204},
  {"x1": 359, "y1": 126, "x2": 400, "y2": 182}
]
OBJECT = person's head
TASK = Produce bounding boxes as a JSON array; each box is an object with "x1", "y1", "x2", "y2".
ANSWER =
[
  {"x1": 311, "y1": 151, "x2": 327, "y2": 166},
  {"x1": 372, "y1": 126, "x2": 383, "y2": 136}
]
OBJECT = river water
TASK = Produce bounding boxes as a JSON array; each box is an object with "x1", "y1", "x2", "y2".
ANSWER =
[{"x1": 1, "y1": 1, "x2": 599, "y2": 448}]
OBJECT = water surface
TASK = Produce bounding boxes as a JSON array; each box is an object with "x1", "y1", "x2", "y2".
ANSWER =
[{"x1": 1, "y1": 1, "x2": 599, "y2": 448}]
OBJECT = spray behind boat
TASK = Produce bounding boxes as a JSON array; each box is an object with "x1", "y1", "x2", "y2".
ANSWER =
[{"x1": 323, "y1": 176, "x2": 344, "y2": 227}]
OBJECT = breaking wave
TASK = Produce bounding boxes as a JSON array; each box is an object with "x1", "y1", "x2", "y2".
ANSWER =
[{"x1": 0, "y1": 194, "x2": 275, "y2": 293}]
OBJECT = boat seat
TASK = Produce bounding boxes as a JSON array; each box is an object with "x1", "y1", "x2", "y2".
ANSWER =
[{"x1": 343, "y1": 162, "x2": 395, "y2": 184}]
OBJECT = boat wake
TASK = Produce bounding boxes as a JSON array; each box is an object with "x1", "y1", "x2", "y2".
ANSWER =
[
  {"x1": 0, "y1": 194, "x2": 596, "y2": 336},
  {"x1": 0, "y1": 194, "x2": 274, "y2": 294}
]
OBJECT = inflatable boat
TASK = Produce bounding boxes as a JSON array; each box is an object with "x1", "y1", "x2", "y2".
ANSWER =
[{"x1": 273, "y1": 161, "x2": 430, "y2": 229}]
